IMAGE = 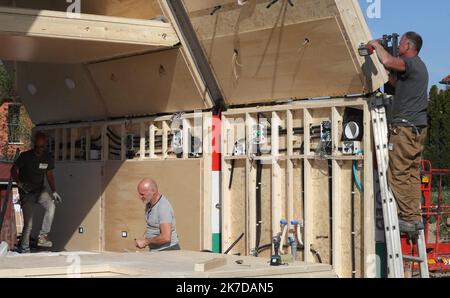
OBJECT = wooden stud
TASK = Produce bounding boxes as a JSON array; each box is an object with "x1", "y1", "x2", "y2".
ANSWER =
[
  {"x1": 221, "y1": 116, "x2": 232, "y2": 252},
  {"x1": 271, "y1": 112, "x2": 280, "y2": 157},
  {"x1": 286, "y1": 110, "x2": 294, "y2": 156},
  {"x1": 149, "y1": 122, "x2": 156, "y2": 159},
  {"x1": 182, "y1": 118, "x2": 191, "y2": 159},
  {"x1": 303, "y1": 109, "x2": 312, "y2": 156},
  {"x1": 245, "y1": 113, "x2": 256, "y2": 254},
  {"x1": 286, "y1": 159, "x2": 294, "y2": 238},
  {"x1": 162, "y1": 121, "x2": 169, "y2": 159},
  {"x1": 202, "y1": 113, "x2": 212, "y2": 251},
  {"x1": 140, "y1": 122, "x2": 146, "y2": 160},
  {"x1": 303, "y1": 158, "x2": 314, "y2": 263},
  {"x1": 332, "y1": 159, "x2": 343, "y2": 276},
  {"x1": 363, "y1": 99, "x2": 375, "y2": 277},
  {"x1": 271, "y1": 112, "x2": 282, "y2": 251},
  {"x1": 70, "y1": 128, "x2": 76, "y2": 161},
  {"x1": 332, "y1": 107, "x2": 343, "y2": 156}
]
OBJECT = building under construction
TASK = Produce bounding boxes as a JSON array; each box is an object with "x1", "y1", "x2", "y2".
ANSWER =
[{"x1": 0, "y1": 0, "x2": 435, "y2": 278}]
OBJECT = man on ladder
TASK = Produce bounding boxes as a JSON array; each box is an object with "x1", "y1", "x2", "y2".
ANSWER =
[
  {"x1": 369, "y1": 32, "x2": 429, "y2": 234},
  {"x1": 366, "y1": 32, "x2": 429, "y2": 277}
]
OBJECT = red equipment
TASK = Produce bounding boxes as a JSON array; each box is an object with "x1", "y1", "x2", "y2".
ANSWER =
[{"x1": 401, "y1": 160, "x2": 450, "y2": 277}]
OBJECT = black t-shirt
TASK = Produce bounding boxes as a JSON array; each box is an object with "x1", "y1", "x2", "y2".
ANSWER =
[
  {"x1": 393, "y1": 56, "x2": 429, "y2": 127},
  {"x1": 14, "y1": 150, "x2": 55, "y2": 191}
]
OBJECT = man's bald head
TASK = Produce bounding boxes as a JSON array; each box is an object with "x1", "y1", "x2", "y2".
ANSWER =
[
  {"x1": 138, "y1": 178, "x2": 158, "y2": 192},
  {"x1": 137, "y1": 178, "x2": 159, "y2": 203}
]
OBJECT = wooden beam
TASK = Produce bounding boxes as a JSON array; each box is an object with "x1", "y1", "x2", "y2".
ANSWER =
[
  {"x1": 139, "y1": 122, "x2": 146, "y2": 160},
  {"x1": 303, "y1": 158, "x2": 314, "y2": 262},
  {"x1": 0, "y1": 6, "x2": 178, "y2": 63},
  {"x1": 363, "y1": 99, "x2": 376, "y2": 277},
  {"x1": 245, "y1": 113, "x2": 256, "y2": 254},
  {"x1": 286, "y1": 110, "x2": 294, "y2": 156},
  {"x1": 332, "y1": 159, "x2": 343, "y2": 276},
  {"x1": 303, "y1": 109, "x2": 312, "y2": 156},
  {"x1": 202, "y1": 113, "x2": 213, "y2": 250},
  {"x1": 158, "y1": 0, "x2": 215, "y2": 109},
  {"x1": 162, "y1": 121, "x2": 169, "y2": 159},
  {"x1": 182, "y1": 118, "x2": 191, "y2": 159},
  {"x1": 149, "y1": 122, "x2": 157, "y2": 159},
  {"x1": 194, "y1": 258, "x2": 227, "y2": 272},
  {"x1": 70, "y1": 128, "x2": 76, "y2": 161}
]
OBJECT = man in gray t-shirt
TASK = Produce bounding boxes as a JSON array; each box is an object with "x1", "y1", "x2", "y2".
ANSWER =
[
  {"x1": 135, "y1": 178, "x2": 179, "y2": 251},
  {"x1": 369, "y1": 32, "x2": 428, "y2": 233}
]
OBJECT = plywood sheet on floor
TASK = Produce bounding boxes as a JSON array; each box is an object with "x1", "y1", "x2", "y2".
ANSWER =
[
  {"x1": 103, "y1": 160, "x2": 203, "y2": 252},
  {"x1": 0, "y1": 251, "x2": 337, "y2": 278}
]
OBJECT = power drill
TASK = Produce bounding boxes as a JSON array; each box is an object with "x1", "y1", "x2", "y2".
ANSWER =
[
  {"x1": 358, "y1": 43, "x2": 375, "y2": 57},
  {"x1": 270, "y1": 234, "x2": 283, "y2": 266},
  {"x1": 358, "y1": 33, "x2": 399, "y2": 57}
]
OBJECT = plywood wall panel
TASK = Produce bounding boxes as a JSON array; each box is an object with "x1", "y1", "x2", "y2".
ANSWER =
[
  {"x1": 49, "y1": 162, "x2": 103, "y2": 251},
  {"x1": 103, "y1": 160, "x2": 203, "y2": 252}
]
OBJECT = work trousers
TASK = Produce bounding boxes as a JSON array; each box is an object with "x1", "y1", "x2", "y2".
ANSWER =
[
  {"x1": 20, "y1": 190, "x2": 55, "y2": 250},
  {"x1": 388, "y1": 126, "x2": 427, "y2": 222}
]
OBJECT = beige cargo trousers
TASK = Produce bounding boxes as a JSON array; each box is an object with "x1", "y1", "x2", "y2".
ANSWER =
[{"x1": 388, "y1": 126, "x2": 428, "y2": 223}]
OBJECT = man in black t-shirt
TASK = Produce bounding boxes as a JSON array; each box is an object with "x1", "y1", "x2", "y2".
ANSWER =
[
  {"x1": 369, "y1": 32, "x2": 429, "y2": 233},
  {"x1": 11, "y1": 132, "x2": 62, "y2": 253}
]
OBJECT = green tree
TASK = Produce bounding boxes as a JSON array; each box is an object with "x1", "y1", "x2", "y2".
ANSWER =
[
  {"x1": 1, "y1": 62, "x2": 33, "y2": 161},
  {"x1": 424, "y1": 85, "x2": 450, "y2": 186},
  {"x1": 0, "y1": 61, "x2": 14, "y2": 100}
]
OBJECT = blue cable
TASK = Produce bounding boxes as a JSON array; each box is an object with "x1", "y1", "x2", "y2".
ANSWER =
[{"x1": 353, "y1": 150, "x2": 364, "y2": 192}]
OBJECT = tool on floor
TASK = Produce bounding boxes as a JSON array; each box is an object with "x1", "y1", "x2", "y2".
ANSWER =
[
  {"x1": 270, "y1": 234, "x2": 282, "y2": 266},
  {"x1": 370, "y1": 94, "x2": 429, "y2": 278}
]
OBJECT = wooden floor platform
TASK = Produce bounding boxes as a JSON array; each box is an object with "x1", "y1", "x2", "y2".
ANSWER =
[{"x1": 0, "y1": 250, "x2": 337, "y2": 278}]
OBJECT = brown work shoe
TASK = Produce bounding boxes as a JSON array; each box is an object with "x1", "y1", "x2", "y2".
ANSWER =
[{"x1": 37, "y1": 234, "x2": 53, "y2": 248}]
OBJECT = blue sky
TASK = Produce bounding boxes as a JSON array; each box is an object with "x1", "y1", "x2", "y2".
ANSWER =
[{"x1": 358, "y1": 0, "x2": 450, "y2": 90}]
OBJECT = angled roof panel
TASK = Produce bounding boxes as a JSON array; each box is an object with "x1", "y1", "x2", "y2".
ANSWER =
[{"x1": 175, "y1": 0, "x2": 388, "y2": 105}]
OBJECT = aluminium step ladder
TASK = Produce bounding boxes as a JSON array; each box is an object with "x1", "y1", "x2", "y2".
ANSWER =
[{"x1": 370, "y1": 94, "x2": 429, "y2": 278}]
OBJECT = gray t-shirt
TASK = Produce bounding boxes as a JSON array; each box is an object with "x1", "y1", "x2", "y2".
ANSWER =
[
  {"x1": 392, "y1": 56, "x2": 429, "y2": 127},
  {"x1": 145, "y1": 195, "x2": 179, "y2": 251}
]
